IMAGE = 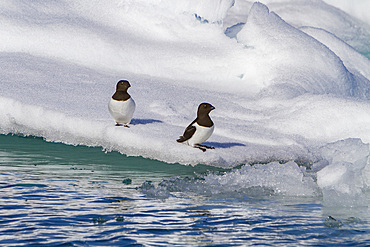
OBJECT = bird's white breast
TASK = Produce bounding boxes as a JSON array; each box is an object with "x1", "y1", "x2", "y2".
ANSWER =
[
  {"x1": 108, "y1": 98, "x2": 135, "y2": 124},
  {"x1": 187, "y1": 123, "x2": 214, "y2": 147}
]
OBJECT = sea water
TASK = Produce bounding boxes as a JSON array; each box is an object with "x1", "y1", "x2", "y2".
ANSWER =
[{"x1": 1, "y1": 134, "x2": 369, "y2": 246}]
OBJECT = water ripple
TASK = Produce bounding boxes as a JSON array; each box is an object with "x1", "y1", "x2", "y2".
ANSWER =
[{"x1": 0, "y1": 135, "x2": 369, "y2": 246}]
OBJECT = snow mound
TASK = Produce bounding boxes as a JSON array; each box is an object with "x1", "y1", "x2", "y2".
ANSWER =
[
  {"x1": 322, "y1": 0, "x2": 370, "y2": 26},
  {"x1": 236, "y1": 2, "x2": 369, "y2": 98},
  {"x1": 316, "y1": 139, "x2": 370, "y2": 207},
  {"x1": 0, "y1": 1, "x2": 370, "y2": 170},
  {"x1": 225, "y1": 0, "x2": 370, "y2": 55}
]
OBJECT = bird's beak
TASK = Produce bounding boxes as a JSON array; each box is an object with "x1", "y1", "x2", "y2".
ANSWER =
[{"x1": 211, "y1": 106, "x2": 215, "y2": 110}]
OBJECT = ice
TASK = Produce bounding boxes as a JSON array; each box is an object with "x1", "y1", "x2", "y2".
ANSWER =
[
  {"x1": 236, "y1": 2, "x2": 369, "y2": 98},
  {"x1": 0, "y1": 1, "x2": 370, "y2": 204},
  {"x1": 300, "y1": 26, "x2": 370, "y2": 84},
  {"x1": 142, "y1": 140, "x2": 369, "y2": 206},
  {"x1": 316, "y1": 139, "x2": 370, "y2": 207},
  {"x1": 141, "y1": 161, "x2": 320, "y2": 200},
  {"x1": 203, "y1": 161, "x2": 320, "y2": 197},
  {"x1": 225, "y1": 0, "x2": 370, "y2": 55},
  {"x1": 322, "y1": 0, "x2": 370, "y2": 25},
  {"x1": 324, "y1": 216, "x2": 343, "y2": 228},
  {"x1": 168, "y1": 0, "x2": 236, "y2": 23}
]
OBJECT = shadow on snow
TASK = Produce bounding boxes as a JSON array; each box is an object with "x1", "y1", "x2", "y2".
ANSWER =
[
  {"x1": 131, "y1": 118, "x2": 163, "y2": 125},
  {"x1": 204, "y1": 142, "x2": 246, "y2": 149}
]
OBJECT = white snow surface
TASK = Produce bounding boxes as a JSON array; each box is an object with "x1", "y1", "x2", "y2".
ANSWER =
[
  {"x1": 322, "y1": 0, "x2": 370, "y2": 25},
  {"x1": 225, "y1": 0, "x2": 370, "y2": 55},
  {"x1": 0, "y1": 0, "x2": 370, "y2": 167},
  {"x1": 1, "y1": 0, "x2": 370, "y2": 205},
  {"x1": 0, "y1": 0, "x2": 369, "y2": 175}
]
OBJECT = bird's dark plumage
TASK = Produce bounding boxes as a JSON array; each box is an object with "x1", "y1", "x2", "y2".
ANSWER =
[
  {"x1": 176, "y1": 120, "x2": 196, "y2": 143},
  {"x1": 177, "y1": 103, "x2": 215, "y2": 151},
  {"x1": 108, "y1": 80, "x2": 135, "y2": 127},
  {"x1": 112, "y1": 80, "x2": 131, "y2": 101}
]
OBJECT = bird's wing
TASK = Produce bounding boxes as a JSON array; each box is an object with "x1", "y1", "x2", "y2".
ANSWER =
[{"x1": 177, "y1": 119, "x2": 197, "y2": 143}]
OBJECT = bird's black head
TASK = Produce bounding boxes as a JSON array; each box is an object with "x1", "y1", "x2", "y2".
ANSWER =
[
  {"x1": 116, "y1": 80, "x2": 131, "y2": 92},
  {"x1": 112, "y1": 80, "x2": 132, "y2": 101},
  {"x1": 197, "y1": 102, "x2": 215, "y2": 117}
]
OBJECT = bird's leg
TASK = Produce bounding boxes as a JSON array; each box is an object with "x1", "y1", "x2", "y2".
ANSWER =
[
  {"x1": 115, "y1": 123, "x2": 130, "y2": 128},
  {"x1": 197, "y1": 144, "x2": 215, "y2": 150},
  {"x1": 194, "y1": 145, "x2": 206, "y2": 152},
  {"x1": 194, "y1": 144, "x2": 213, "y2": 152}
]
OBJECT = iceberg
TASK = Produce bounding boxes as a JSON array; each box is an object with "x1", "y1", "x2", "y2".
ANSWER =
[
  {"x1": 225, "y1": 0, "x2": 370, "y2": 55},
  {"x1": 316, "y1": 139, "x2": 370, "y2": 207},
  {"x1": 236, "y1": 2, "x2": 369, "y2": 98},
  {"x1": 0, "y1": 0, "x2": 369, "y2": 174}
]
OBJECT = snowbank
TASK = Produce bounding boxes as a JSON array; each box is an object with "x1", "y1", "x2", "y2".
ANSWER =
[
  {"x1": 236, "y1": 2, "x2": 368, "y2": 98},
  {"x1": 1, "y1": 0, "x2": 370, "y2": 206},
  {"x1": 316, "y1": 139, "x2": 370, "y2": 207},
  {"x1": 225, "y1": 0, "x2": 370, "y2": 55},
  {"x1": 300, "y1": 27, "x2": 370, "y2": 83},
  {"x1": 322, "y1": 0, "x2": 370, "y2": 25},
  {"x1": 0, "y1": 0, "x2": 369, "y2": 187}
]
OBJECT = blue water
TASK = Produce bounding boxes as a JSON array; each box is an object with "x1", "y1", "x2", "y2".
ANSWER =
[{"x1": 1, "y1": 134, "x2": 369, "y2": 246}]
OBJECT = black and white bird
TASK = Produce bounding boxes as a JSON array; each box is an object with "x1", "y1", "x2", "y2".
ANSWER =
[
  {"x1": 177, "y1": 103, "x2": 215, "y2": 152},
  {"x1": 108, "y1": 80, "x2": 135, "y2": 127}
]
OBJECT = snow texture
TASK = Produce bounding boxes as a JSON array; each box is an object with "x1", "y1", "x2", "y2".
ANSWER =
[{"x1": 0, "y1": 0, "x2": 370, "y2": 205}]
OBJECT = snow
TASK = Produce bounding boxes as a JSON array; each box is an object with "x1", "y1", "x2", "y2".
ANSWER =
[
  {"x1": 225, "y1": 0, "x2": 370, "y2": 55},
  {"x1": 300, "y1": 26, "x2": 370, "y2": 84},
  {"x1": 142, "y1": 139, "x2": 369, "y2": 204},
  {"x1": 322, "y1": 0, "x2": 370, "y2": 25},
  {"x1": 236, "y1": 2, "x2": 366, "y2": 98},
  {"x1": 316, "y1": 139, "x2": 369, "y2": 206},
  {"x1": 0, "y1": 1, "x2": 370, "y2": 205}
]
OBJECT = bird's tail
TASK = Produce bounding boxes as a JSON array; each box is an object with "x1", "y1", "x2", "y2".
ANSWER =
[{"x1": 176, "y1": 136, "x2": 185, "y2": 143}]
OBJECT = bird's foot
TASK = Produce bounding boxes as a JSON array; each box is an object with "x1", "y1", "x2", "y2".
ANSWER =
[
  {"x1": 196, "y1": 146, "x2": 206, "y2": 152},
  {"x1": 194, "y1": 144, "x2": 214, "y2": 152},
  {"x1": 115, "y1": 123, "x2": 130, "y2": 128}
]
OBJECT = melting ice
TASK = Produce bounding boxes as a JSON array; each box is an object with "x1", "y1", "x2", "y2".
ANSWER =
[{"x1": 0, "y1": 0, "x2": 370, "y2": 205}]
